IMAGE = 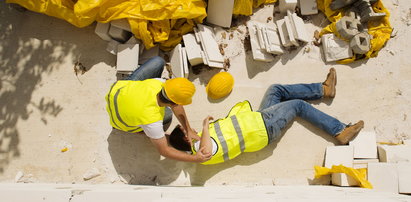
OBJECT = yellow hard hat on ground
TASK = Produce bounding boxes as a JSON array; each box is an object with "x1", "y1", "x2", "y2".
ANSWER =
[
  {"x1": 163, "y1": 78, "x2": 196, "y2": 105},
  {"x1": 206, "y1": 72, "x2": 234, "y2": 100}
]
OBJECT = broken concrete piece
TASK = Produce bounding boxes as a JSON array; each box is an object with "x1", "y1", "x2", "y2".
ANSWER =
[
  {"x1": 246, "y1": 21, "x2": 274, "y2": 62},
  {"x1": 108, "y1": 25, "x2": 132, "y2": 43},
  {"x1": 336, "y1": 16, "x2": 363, "y2": 40},
  {"x1": 367, "y1": 163, "x2": 398, "y2": 193},
  {"x1": 325, "y1": 146, "x2": 354, "y2": 168},
  {"x1": 354, "y1": 0, "x2": 386, "y2": 22},
  {"x1": 15, "y1": 171, "x2": 24, "y2": 183},
  {"x1": 263, "y1": 27, "x2": 283, "y2": 55},
  {"x1": 321, "y1": 34, "x2": 353, "y2": 62},
  {"x1": 83, "y1": 168, "x2": 101, "y2": 180},
  {"x1": 349, "y1": 131, "x2": 377, "y2": 158},
  {"x1": 353, "y1": 158, "x2": 379, "y2": 169},
  {"x1": 197, "y1": 24, "x2": 224, "y2": 63},
  {"x1": 206, "y1": 0, "x2": 234, "y2": 28},
  {"x1": 288, "y1": 11, "x2": 311, "y2": 43},
  {"x1": 284, "y1": 15, "x2": 299, "y2": 46},
  {"x1": 139, "y1": 46, "x2": 160, "y2": 65},
  {"x1": 116, "y1": 44, "x2": 139, "y2": 73},
  {"x1": 299, "y1": 0, "x2": 318, "y2": 15},
  {"x1": 279, "y1": 0, "x2": 298, "y2": 14},
  {"x1": 95, "y1": 22, "x2": 112, "y2": 41},
  {"x1": 331, "y1": 173, "x2": 359, "y2": 186},
  {"x1": 330, "y1": 0, "x2": 358, "y2": 10},
  {"x1": 170, "y1": 44, "x2": 184, "y2": 78},
  {"x1": 110, "y1": 18, "x2": 131, "y2": 32},
  {"x1": 378, "y1": 145, "x2": 411, "y2": 163},
  {"x1": 106, "y1": 39, "x2": 120, "y2": 55},
  {"x1": 350, "y1": 32, "x2": 371, "y2": 54},
  {"x1": 276, "y1": 19, "x2": 293, "y2": 47},
  {"x1": 182, "y1": 33, "x2": 204, "y2": 66},
  {"x1": 181, "y1": 47, "x2": 189, "y2": 78},
  {"x1": 398, "y1": 163, "x2": 411, "y2": 194}
]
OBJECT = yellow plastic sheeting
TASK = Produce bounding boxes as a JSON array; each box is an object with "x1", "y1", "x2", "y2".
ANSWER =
[
  {"x1": 7, "y1": 0, "x2": 206, "y2": 51},
  {"x1": 314, "y1": 165, "x2": 373, "y2": 189},
  {"x1": 233, "y1": 0, "x2": 277, "y2": 16},
  {"x1": 317, "y1": 0, "x2": 392, "y2": 64}
]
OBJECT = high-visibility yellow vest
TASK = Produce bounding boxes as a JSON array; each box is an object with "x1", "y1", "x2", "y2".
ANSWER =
[
  {"x1": 193, "y1": 101, "x2": 268, "y2": 165},
  {"x1": 105, "y1": 79, "x2": 165, "y2": 132}
]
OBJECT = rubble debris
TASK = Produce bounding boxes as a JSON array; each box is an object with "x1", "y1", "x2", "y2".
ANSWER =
[
  {"x1": 266, "y1": 17, "x2": 272, "y2": 23},
  {"x1": 15, "y1": 171, "x2": 24, "y2": 183},
  {"x1": 116, "y1": 44, "x2": 139, "y2": 73},
  {"x1": 299, "y1": 0, "x2": 318, "y2": 15},
  {"x1": 336, "y1": 16, "x2": 363, "y2": 40},
  {"x1": 197, "y1": 24, "x2": 224, "y2": 68},
  {"x1": 73, "y1": 60, "x2": 87, "y2": 76},
  {"x1": 182, "y1": 33, "x2": 204, "y2": 66},
  {"x1": 321, "y1": 34, "x2": 353, "y2": 62},
  {"x1": 118, "y1": 173, "x2": 134, "y2": 184},
  {"x1": 276, "y1": 19, "x2": 293, "y2": 47},
  {"x1": 95, "y1": 22, "x2": 112, "y2": 41},
  {"x1": 219, "y1": 43, "x2": 225, "y2": 55},
  {"x1": 246, "y1": 21, "x2": 275, "y2": 62},
  {"x1": 349, "y1": 131, "x2": 377, "y2": 158},
  {"x1": 353, "y1": 0, "x2": 386, "y2": 23},
  {"x1": 108, "y1": 25, "x2": 131, "y2": 43},
  {"x1": 206, "y1": 0, "x2": 234, "y2": 28},
  {"x1": 170, "y1": 44, "x2": 185, "y2": 78},
  {"x1": 350, "y1": 32, "x2": 371, "y2": 54},
  {"x1": 330, "y1": 0, "x2": 358, "y2": 10},
  {"x1": 279, "y1": 0, "x2": 297, "y2": 14},
  {"x1": 106, "y1": 39, "x2": 120, "y2": 55},
  {"x1": 221, "y1": 32, "x2": 227, "y2": 39},
  {"x1": 288, "y1": 11, "x2": 311, "y2": 43},
  {"x1": 83, "y1": 168, "x2": 101, "y2": 181}
]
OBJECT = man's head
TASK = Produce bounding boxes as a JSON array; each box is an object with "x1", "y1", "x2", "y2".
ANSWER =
[
  {"x1": 162, "y1": 78, "x2": 195, "y2": 105},
  {"x1": 169, "y1": 125, "x2": 191, "y2": 152}
]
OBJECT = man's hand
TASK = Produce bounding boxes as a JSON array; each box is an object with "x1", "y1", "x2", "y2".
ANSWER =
[
  {"x1": 181, "y1": 127, "x2": 200, "y2": 147},
  {"x1": 194, "y1": 147, "x2": 212, "y2": 163},
  {"x1": 203, "y1": 116, "x2": 214, "y2": 126}
]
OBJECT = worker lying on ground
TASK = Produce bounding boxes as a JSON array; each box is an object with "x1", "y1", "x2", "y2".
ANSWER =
[
  {"x1": 106, "y1": 56, "x2": 211, "y2": 163},
  {"x1": 169, "y1": 68, "x2": 364, "y2": 164}
]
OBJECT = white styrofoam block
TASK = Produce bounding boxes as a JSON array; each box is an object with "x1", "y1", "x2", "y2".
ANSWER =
[
  {"x1": 170, "y1": 44, "x2": 184, "y2": 78},
  {"x1": 284, "y1": 16, "x2": 299, "y2": 46},
  {"x1": 325, "y1": 146, "x2": 354, "y2": 168},
  {"x1": 246, "y1": 21, "x2": 274, "y2": 62},
  {"x1": 182, "y1": 33, "x2": 203, "y2": 66},
  {"x1": 331, "y1": 173, "x2": 358, "y2": 187},
  {"x1": 110, "y1": 19, "x2": 132, "y2": 32},
  {"x1": 181, "y1": 47, "x2": 189, "y2": 78},
  {"x1": 378, "y1": 145, "x2": 411, "y2": 163},
  {"x1": 109, "y1": 25, "x2": 131, "y2": 43},
  {"x1": 367, "y1": 163, "x2": 398, "y2": 193},
  {"x1": 116, "y1": 44, "x2": 139, "y2": 72},
  {"x1": 264, "y1": 27, "x2": 284, "y2": 55},
  {"x1": 106, "y1": 40, "x2": 120, "y2": 55},
  {"x1": 139, "y1": 46, "x2": 160, "y2": 65},
  {"x1": 321, "y1": 34, "x2": 353, "y2": 62},
  {"x1": 279, "y1": 0, "x2": 298, "y2": 13},
  {"x1": 398, "y1": 163, "x2": 411, "y2": 194},
  {"x1": 206, "y1": 0, "x2": 234, "y2": 28},
  {"x1": 276, "y1": 19, "x2": 293, "y2": 47},
  {"x1": 95, "y1": 22, "x2": 112, "y2": 41},
  {"x1": 353, "y1": 158, "x2": 379, "y2": 169},
  {"x1": 289, "y1": 12, "x2": 311, "y2": 43},
  {"x1": 197, "y1": 24, "x2": 224, "y2": 63},
  {"x1": 299, "y1": 0, "x2": 318, "y2": 15},
  {"x1": 349, "y1": 131, "x2": 378, "y2": 159}
]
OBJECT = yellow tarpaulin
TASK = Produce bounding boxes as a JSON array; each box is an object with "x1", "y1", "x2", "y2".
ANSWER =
[
  {"x1": 314, "y1": 165, "x2": 373, "y2": 189},
  {"x1": 317, "y1": 0, "x2": 392, "y2": 64},
  {"x1": 233, "y1": 0, "x2": 277, "y2": 16}
]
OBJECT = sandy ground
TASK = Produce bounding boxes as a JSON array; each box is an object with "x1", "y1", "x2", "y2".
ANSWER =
[{"x1": 0, "y1": 0, "x2": 410, "y2": 186}]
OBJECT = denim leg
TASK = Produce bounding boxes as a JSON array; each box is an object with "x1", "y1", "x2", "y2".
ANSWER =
[
  {"x1": 259, "y1": 83, "x2": 323, "y2": 111},
  {"x1": 260, "y1": 100, "x2": 346, "y2": 142},
  {"x1": 163, "y1": 107, "x2": 173, "y2": 131},
  {"x1": 125, "y1": 56, "x2": 165, "y2": 81}
]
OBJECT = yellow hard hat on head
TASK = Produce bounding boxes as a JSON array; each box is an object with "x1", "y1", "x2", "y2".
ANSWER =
[
  {"x1": 206, "y1": 72, "x2": 234, "y2": 100},
  {"x1": 164, "y1": 78, "x2": 196, "y2": 105}
]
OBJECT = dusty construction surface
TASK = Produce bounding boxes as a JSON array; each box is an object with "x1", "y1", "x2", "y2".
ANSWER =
[{"x1": 0, "y1": 0, "x2": 410, "y2": 186}]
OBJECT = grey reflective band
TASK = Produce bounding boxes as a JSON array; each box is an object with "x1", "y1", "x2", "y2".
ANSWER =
[
  {"x1": 107, "y1": 82, "x2": 121, "y2": 129},
  {"x1": 114, "y1": 87, "x2": 140, "y2": 131},
  {"x1": 214, "y1": 122, "x2": 229, "y2": 161},
  {"x1": 231, "y1": 116, "x2": 245, "y2": 152}
]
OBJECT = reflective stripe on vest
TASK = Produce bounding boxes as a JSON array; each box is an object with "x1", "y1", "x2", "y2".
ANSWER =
[{"x1": 213, "y1": 115, "x2": 246, "y2": 162}]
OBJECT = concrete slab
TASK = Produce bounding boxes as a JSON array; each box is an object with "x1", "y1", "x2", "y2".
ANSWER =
[
  {"x1": 182, "y1": 33, "x2": 203, "y2": 66},
  {"x1": 246, "y1": 21, "x2": 274, "y2": 62},
  {"x1": 279, "y1": 0, "x2": 298, "y2": 14},
  {"x1": 378, "y1": 145, "x2": 411, "y2": 163},
  {"x1": 170, "y1": 44, "x2": 184, "y2": 78},
  {"x1": 263, "y1": 27, "x2": 284, "y2": 55},
  {"x1": 367, "y1": 163, "x2": 398, "y2": 193},
  {"x1": 95, "y1": 22, "x2": 112, "y2": 41},
  {"x1": 284, "y1": 15, "x2": 299, "y2": 46},
  {"x1": 116, "y1": 44, "x2": 139, "y2": 73},
  {"x1": 321, "y1": 33, "x2": 353, "y2": 62},
  {"x1": 299, "y1": 0, "x2": 318, "y2": 15},
  {"x1": 289, "y1": 12, "x2": 311, "y2": 43},
  {"x1": 349, "y1": 131, "x2": 378, "y2": 159},
  {"x1": 181, "y1": 47, "x2": 189, "y2": 78},
  {"x1": 206, "y1": 0, "x2": 234, "y2": 28},
  {"x1": 276, "y1": 18, "x2": 293, "y2": 47},
  {"x1": 197, "y1": 24, "x2": 224, "y2": 63},
  {"x1": 325, "y1": 146, "x2": 354, "y2": 168},
  {"x1": 397, "y1": 163, "x2": 411, "y2": 194}
]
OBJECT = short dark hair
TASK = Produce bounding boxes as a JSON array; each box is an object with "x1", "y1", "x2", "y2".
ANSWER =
[
  {"x1": 169, "y1": 126, "x2": 191, "y2": 151},
  {"x1": 158, "y1": 88, "x2": 176, "y2": 105}
]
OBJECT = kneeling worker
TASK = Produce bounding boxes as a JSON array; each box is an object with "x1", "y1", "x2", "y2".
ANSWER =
[{"x1": 169, "y1": 68, "x2": 364, "y2": 164}]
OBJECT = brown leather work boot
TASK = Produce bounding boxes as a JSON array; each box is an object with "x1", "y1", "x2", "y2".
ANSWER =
[
  {"x1": 335, "y1": 120, "x2": 364, "y2": 145},
  {"x1": 323, "y1": 68, "x2": 337, "y2": 98}
]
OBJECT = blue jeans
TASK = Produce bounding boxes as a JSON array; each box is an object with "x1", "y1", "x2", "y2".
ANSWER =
[
  {"x1": 123, "y1": 56, "x2": 172, "y2": 127},
  {"x1": 258, "y1": 83, "x2": 346, "y2": 143}
]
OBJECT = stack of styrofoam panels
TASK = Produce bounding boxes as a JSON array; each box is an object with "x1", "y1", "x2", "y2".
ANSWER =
[
  {"x1": 196, "y1": 24, "x2": 224, "y2": 68},
  {"x1": 349, "y1": 131, "x2": 379, "y2": 169},
  {"x1": 324, "y1": 146, "x2": 358, "y2": 187},
  {"x1": 170, "y1": 44, "x2": 189, "y2": 78},
  {"x1": 206, "y1": 0, "x2": 234, "y2": 28},
  {"x1": 276, "y1": 11, "x2": 310, "y2": 48},
  {"x1": 321, "y1": 33, "x2": 353, "y2": 62},
  {"x1": 246, "y1": 21, "x2": 283, "y2": 62}
]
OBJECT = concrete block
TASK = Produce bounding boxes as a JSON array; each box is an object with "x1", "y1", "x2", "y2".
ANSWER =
[
  {"x1": 182, "y1": 33, "x2": 204, "y2": 66},
  {"x1": 354, "y1": 0, "x2": 386, "y2": 23},
  {"x1": 181, "y1": 47, "x2": 189, "y2": 78},
  {"x1": 288, "y1": 11, "x2": 311, "y2": 43},
  {"x1": 108, "y1": 25, "x2": 132, "y2": 43},
  {"x1": 110, "y1": 19, "x2": 131, "y2": 32},
  {"x1": 246, "y1": 21, "x2": 274, "y2": 62},
  {"x1": 378, "y1": 145, "x2": 411, "y2": 163},
  {"x1": 197, "y1": 24, "x2": 224, "y2": 63},
  {"x1": 321, "y1": 33, "x2": 353, "y2": 62},
  {"x1": 106, "y1": 40, "x2": 120, "y2": 55},
  {"x1": 139, "y1": 46, "x2": 160, "y2": 65},
  {"x1": 367, "y1": 163, "x2": 398, "y2": 193},
  {"x1": 263, "y1": 27, "x2": 283, "y2": 55},
  {"x1": 349, "y1": 131, "x2": 377, "y2": 159},
  {"x1": 279, "y1": 0, "x2": 298, "y2": 14},
  {"x1": 116, "y1": 44, "x2": 139, "y2": 73},
  {"x1": 284, "y1": 15, "x2": 299, "y2": 46},
  {"x1": 95, "y1": 22, "x2": 112, "y2": 41},
  {"x1": 330, "y1": 0, "x2": 357, "y2": 10},
  {"x1": 170, "y1": 44, "x2": 184, "y2": 78},
  {"x1": 350, "y1": 32, "x2": 371, "y2": 54},
  {"x1": 336, "y1": 16, "x2": 363, "y2": 40},
  {"x1": 353, "y1": 158, "x2": 379, "y2": 169},
  {"x1": 206, "y1": 0, "x2": 234, "y2": 28},
  {"x1": 398, "y1": 163, "x2": 411, "y2": 194},
  {"x1": 331, "y1": 173, "x2": 359, "y2": 186},
  {"x1": 276, "y1": 19, "x2": 293, "y2": 47},
  {"x1": 325, "y1": 146, "x2": 354, "y2": 168},
  {"x1": 299, "y1": 0, "x2": 318, "y2": 15}
]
